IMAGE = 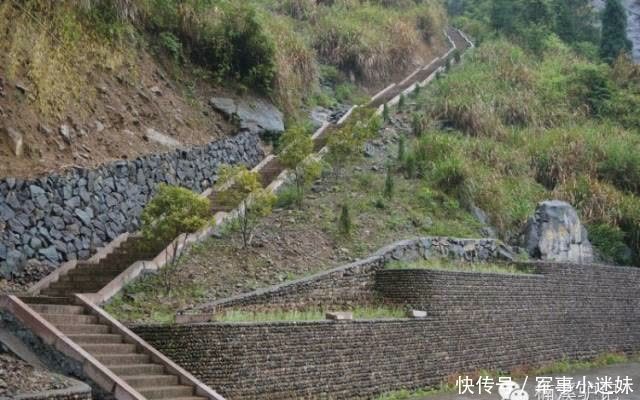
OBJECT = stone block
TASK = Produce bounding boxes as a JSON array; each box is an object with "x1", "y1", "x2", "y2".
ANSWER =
[{"x1": 325, "y1": 312, "x2": 353, "y2": 321}]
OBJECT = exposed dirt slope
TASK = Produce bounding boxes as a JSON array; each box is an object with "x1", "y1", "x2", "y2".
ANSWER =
[{"x1": 0, "y1": 50, "x2": 234, "y2": 179}]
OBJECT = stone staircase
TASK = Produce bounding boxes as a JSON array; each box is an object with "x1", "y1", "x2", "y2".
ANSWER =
[
  {"x1": 17, "y1": 295, "x2": 210, "y2": 400},
  {"x1": 2, "y1": 235, "x2": 223, "y2": 400},
  {"x1": 40, "y1": 236, "x2": 158, "y2": 297}
]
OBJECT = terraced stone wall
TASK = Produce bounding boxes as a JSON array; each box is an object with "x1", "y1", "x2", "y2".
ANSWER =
[
  {"x1": 0, "y1": 131, "x2": 264, "y2": 279},
  {"x1": 182, "y1": 237, "x2": 512, "y2": 315},
  {"x1": 134, "y1": 261, "x2": 640, "y2": 400}
]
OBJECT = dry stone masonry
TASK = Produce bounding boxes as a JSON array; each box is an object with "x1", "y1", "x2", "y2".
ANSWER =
[
  {"x1": 0, "y1": 131, "x2": 264, "y2": 280},
  {"x1": 135, "y1": 259, "x2": 640, "y2": 400},
  {"x1": 181, "y1": 237, "x2": 514, "y2": 316}
]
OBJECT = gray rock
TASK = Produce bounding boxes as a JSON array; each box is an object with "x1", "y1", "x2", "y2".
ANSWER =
[
  {"x1": 59, "y1": 124, "x2": 72, "y2": 144},
  {"x1": 310, "y1": 107, "x2": 331, "y2": 130},
  {"x1": 0, "y1": 243, "x2": 6, "y2": 260},
  {"x1": 209, "y1": 97, "x2": 284, "y2": 137},
  {"x1": 38, "y1": 246, "x2": 60, "y2": 263},
  {"x1": 522, "y1": 200, "x2": 594, "y2": 263},
  {"x1": 75, "y1": 207, "x2": 93, "y2": 226},
  {"x1": 143, "y1": 128, "x2": 181, "y2": 148},
  {"x1": 3, "y1": 127, "x2": 24, "y2": 157}
]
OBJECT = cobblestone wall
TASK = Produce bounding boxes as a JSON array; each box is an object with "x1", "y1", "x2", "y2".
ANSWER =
[
  {"x1": 0, "y1": 131, "x2": 264, "y2": 279},
  {"x1": 183, "y1": 237, "x2": 512, "y2": 315},
  {"x1": 133, "y1": 255, "x2": 640, "y2": 399}
]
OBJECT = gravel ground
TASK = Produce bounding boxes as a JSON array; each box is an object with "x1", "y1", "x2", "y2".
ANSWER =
[{"x1": 0, "y1": 354, "x2": 73, "y2": 397}]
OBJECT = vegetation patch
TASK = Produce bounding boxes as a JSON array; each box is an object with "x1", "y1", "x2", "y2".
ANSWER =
[
  {"x1": 386, "y1": 259, "x2": 535, "y2": 275},
  {"x1": 214, "y1": 306, "x2": 406, "y2": 323}
]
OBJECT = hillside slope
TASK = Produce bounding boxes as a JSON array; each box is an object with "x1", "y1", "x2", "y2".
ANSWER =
[{"x1": 0, "y1": 0, "x2": 447, "y2": 179}]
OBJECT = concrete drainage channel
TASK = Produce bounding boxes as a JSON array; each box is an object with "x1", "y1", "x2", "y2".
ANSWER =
[{"x1": 0, "y1": 28, "x2": 473, "y2": 400}]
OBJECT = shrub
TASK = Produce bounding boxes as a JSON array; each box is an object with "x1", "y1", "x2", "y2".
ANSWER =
[
  {"x1": 397, "y1": 135, "x2": 406, "y2": 162},
  {"x1": 278, "y1": 125, "x2": 322, "y2": 207},
  {"x1": 140, "y1": 184, "x2": 211, "y2": 257},
  {"x1": 338, "y1": 203, "x2": 353, "y2": 236},
  {"x1": 327, "y1": 109, "x2": 380, "y2": 176},
  {"x1": 384, "y1": 168, "x2": 395, "y2": 199},
  {"x1": 217, "y1": 165, "x2": 276, "y2": 248},
  {"x1": 598, "y1": 139, "x2": 640, "y2": 195},
  {"x1": 141, "y1": 1, "x2": 276, "y2": 92},
  {"x1": 588, "y1": 223, "x2": 632, "y2": 265},
  {"x1": 397, "y1": 93, "x2": 405, "y2": 110},
  {"x1": 383, "y1": 103, "x2": 390, "y2": 121}
]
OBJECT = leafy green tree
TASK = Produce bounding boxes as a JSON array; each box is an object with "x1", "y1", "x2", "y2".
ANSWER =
[
  {"x1": 600, "y1": 0, "x2": 633, "y2": 63},
  {"x1": 278, "y1": 125, "x2": 323, "y2": 207},
  {"x1": 217, "y1": 165, "x2": 276, "y2": 248},
  {"x1": 141, "y1": 184, "x2": 211, "y2": 263},
  {"x1": 328, "y1": 109, "x2": 380, "y2": 176}
]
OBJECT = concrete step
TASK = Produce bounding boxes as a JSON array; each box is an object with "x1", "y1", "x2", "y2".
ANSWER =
[
  {"x1": 67, "y1": 334, "x2": 124, "y2": 344},
  {"x1": 58, "y1": 324, "x2": 111, "y2": 334},
  {"x1": 48, "y1": 281, "x2": 106, "y2": 291},
  {"x1": 80, "y1": 343, "x2": 137, "y2": 354},
  {"x1": 108, "y1": 363, "x2": 164, "y2": 375},
  {"x1": 41, "y1": 314, "x2": 98, "y2": 325},
  {"x1": 96, "y1": 354, "x2": 151, "y2": 366},
  {"x1": 29, "y1": 304, "x2": 86, "y2": 315},
  {"x1": 58, "y1": 274, "x2": 117, "y2": 283},
  {"x1": 20, "y1": 296, "x2": 74, "y2": 305},
  {"x1": 123, "y1": 374, "x2": 178, "y2": 388},
  {"x1": 72, "y1": 266, "x2": 126, "y2": 275},
  {"x1": 138, "y1": 385, "x2": 194, "y2": 399}
]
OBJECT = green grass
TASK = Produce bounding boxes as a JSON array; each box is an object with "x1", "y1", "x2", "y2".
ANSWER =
[
  {"x1": 414, "y1": 38, "x2": 640, "y2": 264},
  {"x1": 215, "y1": 306, "x2": 406, "y2": 322},
  {"x1": 386, "y1": 259, "x2": 535, "y2": 275}
]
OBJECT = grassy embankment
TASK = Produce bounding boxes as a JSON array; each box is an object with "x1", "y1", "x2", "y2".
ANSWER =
[{"x1": 0, "y1": 0, "x2": 447, "y2": 119}]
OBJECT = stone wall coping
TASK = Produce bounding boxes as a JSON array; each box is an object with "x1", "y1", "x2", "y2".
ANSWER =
[
  {"x1": 0, "y1": 295, "x2": 145, "y2": 400},
  {"x1": 7, "y1": 377, "x2": 91, "y2": 400},
  {"x1": 75, "y1": 295, "x2": 226, "y2": 400},
  {"x1": 376, "y1": 268, "x2": 545, "y2": 279},
  {"x1": 134, "y1": 317, "x2": 435, "y2": 329}
]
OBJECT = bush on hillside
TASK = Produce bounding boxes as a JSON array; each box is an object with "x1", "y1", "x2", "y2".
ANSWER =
[{"x1": 140, "y1": 184, "x2": 211, "y2": 254}]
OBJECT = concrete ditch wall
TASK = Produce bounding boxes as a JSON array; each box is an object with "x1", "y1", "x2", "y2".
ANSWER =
[
  {"x1": 0, "y1": 131, "x2": 264, "y2": 279},
  {"x1": 134, "y1": 260, "x2": 640, "y2": 400},
  {"x1": 181, "y1": 237, "x2": 512, "y2": 316}
]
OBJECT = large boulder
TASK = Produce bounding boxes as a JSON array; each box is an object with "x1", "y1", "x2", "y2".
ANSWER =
[
  {"x1": 523, "y1": 200, "x2": 594, "y2": 263},
  {"x1": 209, "y1": 97, "x2": 284, "y2": 138}
]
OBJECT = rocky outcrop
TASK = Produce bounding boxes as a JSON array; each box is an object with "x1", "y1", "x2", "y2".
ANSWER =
[
  {"x1": 523, "y1": 200, "x2": 594, "y2": 263},
  {"x1": 209, "y1": 97, "x2": 284, "y2": 138},
  {"x1": 0, "y1": 131, "x2": 264, "y2": 280}
]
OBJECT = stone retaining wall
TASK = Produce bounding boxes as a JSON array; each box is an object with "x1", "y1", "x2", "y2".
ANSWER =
[
  {"x1": 0, "y1": 131, "x2": 264, "y2": 279},
  {"x1": 134, "y1": 261, "x2": 640, "y2": 400},
  {"x1": 183, "y1": 237, "x2": 512, "y2": 315},
  {"x1": 7, "y1": 381, "x2": 92, "y2": 400}
]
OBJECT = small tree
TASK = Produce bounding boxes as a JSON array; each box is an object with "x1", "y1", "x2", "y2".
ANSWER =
[
  {"x1": 278, "y1": 125, "x2": 323, "y2": 207},
  {"x1": 382, "y1": 103, "x2": 390, "y2": 121},
  {"x1": 411, "y1": 112, "x2": 426, "y2": 137},
  {"x1": 384, "y1": 168, "x2": 395, "y2": 200},
  {"x1": 327, "y1": 109, "x2": 380, "y2": 177},
  {"x1": 412, "y1": 84, "x2": 421, "y2": 98},
  {"x1": 338, "y1": 203, "x2": 352, "y2": 236},
  {"x1": 398, "y1": 93, "x2": 406, "y2": 110},
  {"x1": 397, "y1": 135, "x2": 406, "y2": 162},
  {"x1": 600, "y1": 0, "x2": 633, "y2": 63},
  {"x1": 141, "y1": 185, "x2": 211, "y2": 292},
  {"x1": 217, "y1": 165, "x2": 276, "y2": 248}
]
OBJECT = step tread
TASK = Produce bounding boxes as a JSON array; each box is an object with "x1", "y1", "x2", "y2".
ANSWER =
[
  {"x1": 108, "y1": 363, "x2": 164, "y2": 374},
  {"x1": 58, "y1": 324, "x2": 111, "y2": 334},
  {"x1": 67, "y1": 333, "x2": 124, "y2": 343},
  {"x1": 96, "y1": 355, "x2": 151, "y2": 365},
  {"x1": 29, "y1": 304, "x2": 86, "y2": 314}
]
